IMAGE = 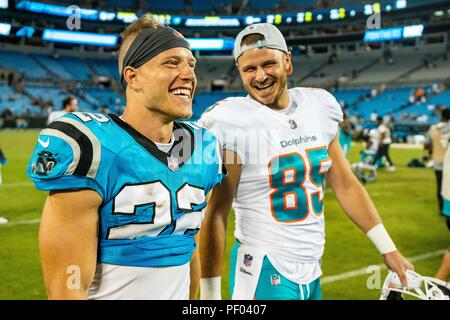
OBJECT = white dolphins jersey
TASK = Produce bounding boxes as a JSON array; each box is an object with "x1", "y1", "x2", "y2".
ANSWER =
[{"x1": 199, "y1": 87, "x2": 343, "y2": 284}]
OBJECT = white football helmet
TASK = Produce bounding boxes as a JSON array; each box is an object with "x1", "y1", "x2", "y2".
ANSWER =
[{"x1": 380, "y1": 270, "x2": 450, "y2": 300}]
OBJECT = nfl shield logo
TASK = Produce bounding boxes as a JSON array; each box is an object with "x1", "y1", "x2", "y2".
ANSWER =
[
  {"x1": 167, "y1": 156, "x2": 179, "y2": 172},
  {"x1": 288, "y1": 119, "x2": 297, "y2": 129},
  {"x1": 271, "y1": 274, "x2": 280, "y2": 286},
  {"x1": 243, "y1": 254, "x2": 253, "y2": 267}
]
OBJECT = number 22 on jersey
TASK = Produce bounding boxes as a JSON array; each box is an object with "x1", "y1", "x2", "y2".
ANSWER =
[{"x1": 268, "y1": 146, "x2": 331, "y2": 223}]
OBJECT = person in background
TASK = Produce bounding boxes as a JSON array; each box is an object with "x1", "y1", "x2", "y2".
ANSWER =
[
  {"x1": 339, "y1": 113, "x2": 353, "y2": 158},
  {"x1": 373, "y1": 116, "x2": 395, "y2": 171},
  {"x1": 47, "y1": 96, "x2": 78, "y2": 125},
  {"x1": 425, "y1": 108, "x2": 450, "y2": 215},
  {"x1": 434, "y1": 127, "x2": 450, "y2": 290}
]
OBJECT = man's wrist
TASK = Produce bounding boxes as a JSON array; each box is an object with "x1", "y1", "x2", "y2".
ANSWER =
[
  {"x1": 366, "y1": 224, "x2": 397, "y2": 255},
  {"x1": 200, "y1": 276, "x2": 221, "y2": 300}
]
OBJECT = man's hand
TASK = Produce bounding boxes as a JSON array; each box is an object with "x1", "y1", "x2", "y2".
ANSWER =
[{"x1": 383, "y1": 251, "x2": 414, "y2": 287}]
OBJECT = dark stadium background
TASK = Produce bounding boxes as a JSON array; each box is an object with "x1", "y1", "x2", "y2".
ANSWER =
[{"x1": 0, "y1": 0, "x2": 449, "y2": 300}]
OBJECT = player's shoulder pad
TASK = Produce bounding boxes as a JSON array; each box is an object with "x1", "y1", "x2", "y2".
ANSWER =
[
  {"x1": 199, "y1": 97, "x2": 254, "y2": 131},
  {"x1": 183, "y1": 120, "x2": 220, "y2": 143},
  {"x1": 294, "y1": 87, "x2": 343, "y2": 123},
  {"x1": 201, "y1": 96, "x2": 250, "y2": 117},
  {"x1": 29, "y1": 112, "x2": 112, "y2": 180}
]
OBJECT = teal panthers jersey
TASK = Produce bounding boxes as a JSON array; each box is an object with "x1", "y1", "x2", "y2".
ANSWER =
[{"x1": 27, "y1": 112, "x2": 224, "y2": 268}]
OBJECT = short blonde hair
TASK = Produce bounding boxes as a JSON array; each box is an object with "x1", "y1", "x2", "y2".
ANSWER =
[
  {"x1": 117, "y1": 15, "x2": 162, "y2": 77},
  {"x1": 240, "y1": 33, "x2": 265, "y2": 47}
]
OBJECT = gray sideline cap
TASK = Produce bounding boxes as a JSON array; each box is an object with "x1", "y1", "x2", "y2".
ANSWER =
[{"x1": 233, "y1": 23, "x2": 288, "y2": 61}]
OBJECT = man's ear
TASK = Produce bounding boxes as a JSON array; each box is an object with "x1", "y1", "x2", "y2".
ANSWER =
[
  {"x1": 285, "y1": 52, "x2": 293, "y2": 76},
  {"x1": 123, "y1": 66, "x2": 141, "y2": 90}
]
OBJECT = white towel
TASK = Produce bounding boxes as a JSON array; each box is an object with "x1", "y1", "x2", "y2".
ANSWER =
[{"x1": 232, "y1": 244, "x2": 265, "y2": 300}]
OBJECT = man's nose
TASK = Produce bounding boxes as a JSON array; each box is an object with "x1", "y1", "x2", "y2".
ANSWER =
[
  {"x1": 255, "y1": 67, "x2": 268, "y2": 83},
  {"x1": 180, "y1": 62, "x2": 196, "y2": 81}
]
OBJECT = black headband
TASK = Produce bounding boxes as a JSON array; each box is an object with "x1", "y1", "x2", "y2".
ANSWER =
[{"x1": 120, "y1": 26, "x2": 191, "y2": 89}]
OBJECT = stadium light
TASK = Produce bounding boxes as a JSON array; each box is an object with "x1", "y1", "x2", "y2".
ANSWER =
[
  {"x1": 0, "y1": 0, "x2": 8, "y2": 9},
  {"x1": 187, "y1": 38, "x2": 234, "y2": 51},
  {"x1": 42, "y1": 29, "x2": 118, "y2": 46},
  {"x1": 364, "y1": 24, "x2": 424, "y2": 42},
  {"x1": 0, "y1": 23, "x2": 11, "y2": 36}
]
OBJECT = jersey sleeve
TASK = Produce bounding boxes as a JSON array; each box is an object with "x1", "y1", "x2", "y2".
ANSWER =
[
  {"x1": 201, "y1": 127, "x2": 226, "y2": 194},
  {"x1": 198, "y1": 99, "x2": 244, "y2": 160},
  {"x1": 26, "y1": 115, "x2": 106, "y2": 199},
  {"x1": 316, "y1": 89, "x2": 344, "y2": 144}
]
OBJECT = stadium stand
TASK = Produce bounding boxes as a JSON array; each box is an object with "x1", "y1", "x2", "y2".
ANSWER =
[
  {"x1": 0, "y1": 50, "x2": 49, "y2": 80},
  {"x1": 32, "y1": 54, "x2": 75, "y2": 81},
  {"x1": 85, "y1": 58, "x2": 118, "y2": 79},
  {"x1": 58, "y1": 56, "x2": 93, "y2": 81},
  {"x1": 0, "y1": 0, "x2": 447, "y2": 137}
]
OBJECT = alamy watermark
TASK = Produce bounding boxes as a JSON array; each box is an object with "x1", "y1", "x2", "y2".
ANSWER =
[
  {"x1": 66, "y1": 5, "x2": 81, "y2": 30},
  {"x1": 366, "y1": 265, "x2": 382, "y2": 289},
  {"x1": 66, "y1": 264, "x2": 81, "y2": 290},
  {"x1": 366, "y1": 12, "x2": 381, "y2": 30}
]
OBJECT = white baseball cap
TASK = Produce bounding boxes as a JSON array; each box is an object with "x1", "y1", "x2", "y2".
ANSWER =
[{"x1": 233, "y1": 23, "x2": 288, "y2": 61}]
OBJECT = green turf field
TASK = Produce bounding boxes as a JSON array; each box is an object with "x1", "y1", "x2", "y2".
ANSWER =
[{"x1": 0, "y1": 129, "x2": 448, "y2": 300}]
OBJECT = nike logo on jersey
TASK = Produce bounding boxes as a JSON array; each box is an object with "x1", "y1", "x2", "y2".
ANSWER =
[{"x1": 38, "y1": 138, "x2": 50, "y2": 148}]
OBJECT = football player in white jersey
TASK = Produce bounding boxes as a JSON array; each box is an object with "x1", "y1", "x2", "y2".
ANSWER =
[{"x1": 198, "y1": 23, "x2": 413, "y2": 300}]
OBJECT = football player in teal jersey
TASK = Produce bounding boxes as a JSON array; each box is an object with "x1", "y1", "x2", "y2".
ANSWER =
[{"x1": 27, "y1": 16, "x2": 224, "y2": 300}]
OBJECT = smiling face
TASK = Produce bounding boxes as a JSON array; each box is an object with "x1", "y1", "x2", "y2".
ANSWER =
[
  {"x1": 236, "y1": 47, "x2": 292, "y2": 110},
  {"x1": 124, "y1": 46, "x2": 197, "y2": 120}
]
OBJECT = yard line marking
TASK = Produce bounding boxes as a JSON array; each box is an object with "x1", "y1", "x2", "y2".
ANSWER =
[
  {"x1": 0, "y1": 218, "x2": 41, "y2": 227},
  {"x1": 321, "y1": 249, "x2": 446, "y2": 284},
  {"x1": 390, "y1": 143, "x2": 423, "y2": 150}
]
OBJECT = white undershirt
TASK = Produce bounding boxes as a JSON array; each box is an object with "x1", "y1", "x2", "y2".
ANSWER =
[{"x1": 154, "y1": 134, "x2": 175, "y2": 153}]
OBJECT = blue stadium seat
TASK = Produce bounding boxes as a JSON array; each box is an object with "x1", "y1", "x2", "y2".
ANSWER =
[
  {"x1": 334, "y1": 88, "x2": 371, "y2": 107},
  {"x1": 191, "y1": 91, "x2": 246, "y2": 120},
  {"x1": 428, "y1": 89, "x2": 450, "y2": 105},
  {"x1": 0, "y1": 50, "x2": 49, "y2": 80},
  {"x1": 86, "y1": 59, "x2": 118, "y2": 79},
  {"x1": 33, "y1": 54, "x2": 74, "y2": 81},
  {"x1": 26, "y1": 84, "x2": 71, "y2": 111},
  {"x1": 191, "y1": 0, "x2": 231, "y2": 13},
  {"x1": 0, "y1": 83, "x2": 39, "y2": 116},
  {"x1": 354, "y1": 87, "x2": 413, "y2": 120},
  {"x1": 287, "y1": 0, "x2": 315, "y2": 9},
  {"x1": 248, "y1": 0, "x2": 278, "y2": 10},
  {"x1": 146, "y1": 0, "x2": 185, "y2": 12},
  {"x1": 58, "y1": 57, "x2": 92, "y2": 81},
  {"x1": 105, "y1": 0, "x2": 137, "y2": 8},
  {"x1": 84, "y1": 87, "x2": 125, "y2": 110}
]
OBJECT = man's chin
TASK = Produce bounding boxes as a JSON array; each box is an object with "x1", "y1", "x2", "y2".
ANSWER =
[
  {"x1": 251, "y1": 92, "x2": 275, "y2": 106},
  {"x1": 174, "y1": 106, "x2": 193, "y2": 120}
]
